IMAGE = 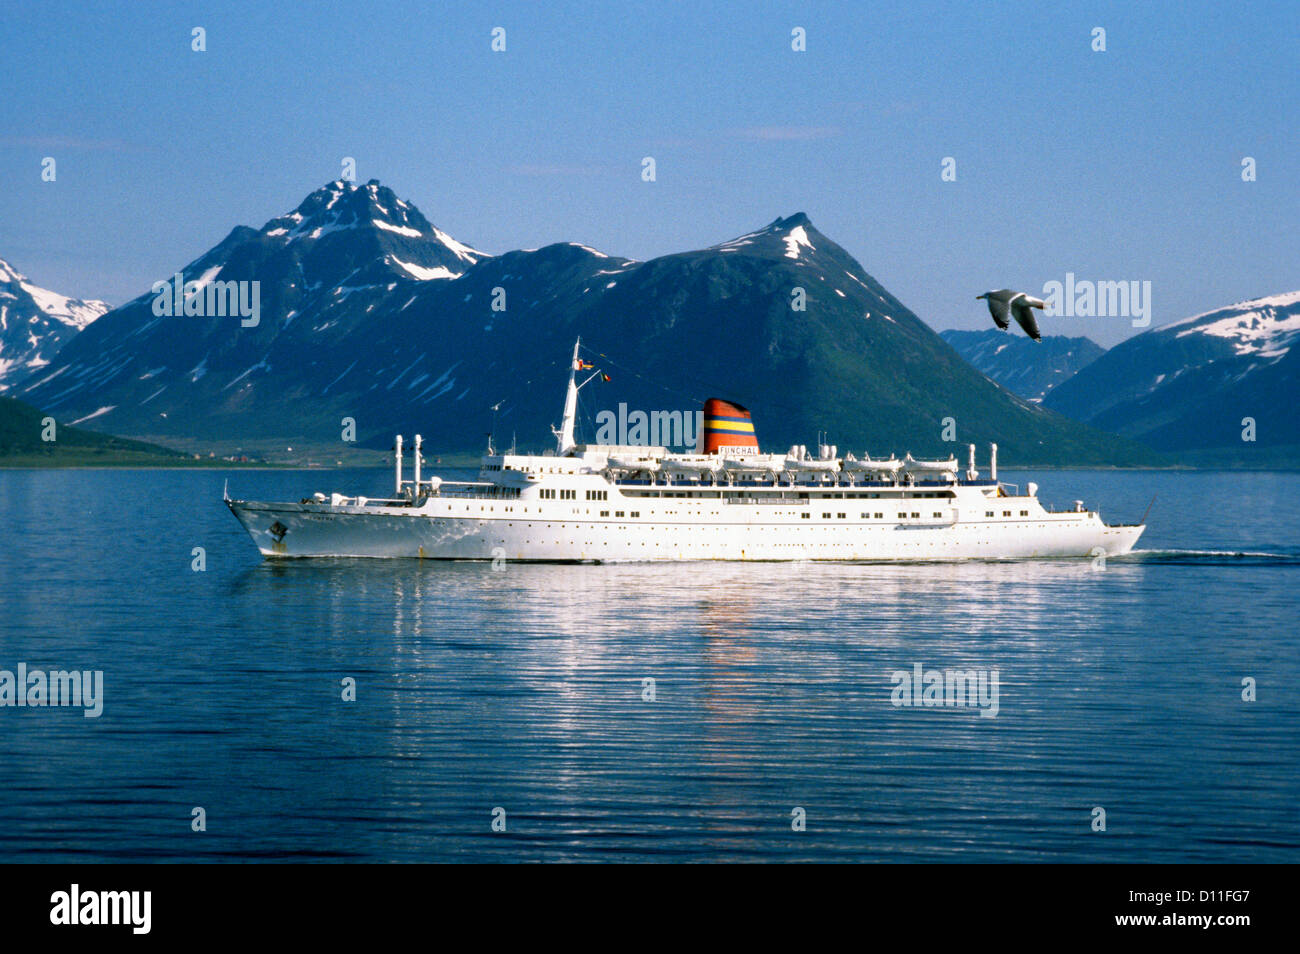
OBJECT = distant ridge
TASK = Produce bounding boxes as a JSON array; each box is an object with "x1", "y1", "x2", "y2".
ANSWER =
[
  {"x1": 941, "y1": 329, "x2": 1105, "y2": 402},
  {"x1": 1045, "y1": 291, "x2": 1300, "y2": 461}
]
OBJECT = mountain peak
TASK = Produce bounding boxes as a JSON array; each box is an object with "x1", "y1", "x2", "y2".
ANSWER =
[
  {"x1": 710, "y1": 211, "x2": 830, "y2": 263},
  {"x1": 768, "y1": 212, "x2": 811, "y2": 231},
  {"x1": 0, "y1": 256, "x2": 110, "y2": 388},
  {"x1": 255, "y1": 180, "x2": 489, "y2": 278},
  {"x1": 1161, "y1": 288, "x2": 1300, "y2": 336},
  {"x1": 267, "y1": 179, "x2": 426, "y2": 237}
]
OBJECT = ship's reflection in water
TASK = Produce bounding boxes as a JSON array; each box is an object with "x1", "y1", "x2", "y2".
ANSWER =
[{"x1": 214, "y1": 555, "x2": 1292, "y2": 862}]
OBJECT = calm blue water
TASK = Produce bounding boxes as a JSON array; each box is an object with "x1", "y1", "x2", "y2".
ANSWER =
[{"x1": 0, "y1": 467, "x2": 1296, "y2": 862}]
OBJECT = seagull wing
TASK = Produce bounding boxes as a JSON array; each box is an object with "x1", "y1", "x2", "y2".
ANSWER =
[
  {"x1": 1010, "y1": 296, "x2": 1042, "y2": 341},
  {"x1": 984, "y1": 296, "x2": 1011, "y2": 330}
]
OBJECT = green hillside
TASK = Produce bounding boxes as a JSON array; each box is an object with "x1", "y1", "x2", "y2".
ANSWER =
[{"x1": 0, "y1": 395, "x2": 187, "y2": 466}]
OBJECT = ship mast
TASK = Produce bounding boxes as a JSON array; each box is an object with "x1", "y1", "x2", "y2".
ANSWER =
[{"x1": 553, "y1": 338, "x2": 581, "y2": 455}]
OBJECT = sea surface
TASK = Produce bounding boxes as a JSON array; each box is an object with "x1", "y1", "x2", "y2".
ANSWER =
[{"x1": 0, "y1": 467, "x2": 1296, "y2": 863}]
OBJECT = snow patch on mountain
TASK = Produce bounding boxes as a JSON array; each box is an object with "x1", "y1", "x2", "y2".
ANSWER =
[
  {"x1": 783, "y1": 225, "x2": 815, "y2": 260},
  {"x1": 1166, "y1": 290, "x2": 1300, "y2": 361},
  {"x1": 69, "y1": 405, "x2": 116, "y2": 425},
  {"x1": 389, "y1": 257, "x2": 458, "y2": 281},
  {"x1": 0, "y1": 257, "x2": 110, "y2": 389},
  {"x1": 373, "y1": 219, "x2": 423, "y2": 238}
]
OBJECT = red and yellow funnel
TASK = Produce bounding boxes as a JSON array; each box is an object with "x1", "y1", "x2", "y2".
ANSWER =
[{"x1": 701, "y1": 398, "x2": 759, "y2": 454}]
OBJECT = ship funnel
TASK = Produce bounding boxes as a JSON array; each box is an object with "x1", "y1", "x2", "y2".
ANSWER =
[
  {"x1": 414, "y1": 434, "x2": 423, "y2": 489},
  {"x1": 967, "y1": 443, "x2": 977, "y2": 481},
  {"x1": 701, "y1": 398, "x2": 759, "y2": 455},
  {"x1": 990, "y1": 442, "x2": 998, "y2": 482}
]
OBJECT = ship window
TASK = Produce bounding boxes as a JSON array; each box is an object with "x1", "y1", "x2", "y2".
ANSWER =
[
  {"x1": 630, "y1": 512, "x2": 640, "y2": 518},
  {"x1": 801, "y1": 513, "x2": 810, "y2": 519},
  {"x1": 933, "y1": 512, "x2": 942, "y2": 518},
  {"x1": 615, "y1": 511, "x2": 625, "y2": 517},
  {"x1": 912, "y1": 512, "x2": 920, "y2": 518},
  {"x1": 875, "y1": 512, "x2": 883, "y2": 519},
  {"x1": 985, "y1": 511, "x2": 994, "y2": 517},
  {"x1": 1003, "y1": 511, "x2": 1011, "y2": 517},
  {"x1": 1020, "y1": 510, "x2": 1028, "y2": 516},
  {"x1": 836, "y1": 513, "x2": 846, "y2": 519},
  {"x1": 822, "y1": 513, "x2": 831, "y2": 519},
  {"x1": 600, "y1": 511, "x2": 609, "y2": 517}
]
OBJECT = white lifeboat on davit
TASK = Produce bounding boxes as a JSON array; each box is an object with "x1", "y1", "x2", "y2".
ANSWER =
[
  {"x1": 607, "y1": 455, "x2": 661, "y2": 473},
  {"x1": 901, "y1": 453, "x2": 959, "y2": 476},
  {"x1": 720, "y1": 453, "x2": 787, "y2": 473},
  {"x1": 784, "y1": 443, "x2": 840, "y2": 474},
  {"x1": 843, "y1": 453, "x2": 902, "y2": 475}
]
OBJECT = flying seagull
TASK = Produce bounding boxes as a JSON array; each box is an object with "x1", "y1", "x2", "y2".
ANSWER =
[{"x1": 976, "y1": 289, "x2": 1046, "y2": 341}]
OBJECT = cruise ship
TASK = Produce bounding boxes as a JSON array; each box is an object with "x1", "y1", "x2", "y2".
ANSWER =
[{"x1": 227, "y1": 341, "x2": 1145, "y2": 561}]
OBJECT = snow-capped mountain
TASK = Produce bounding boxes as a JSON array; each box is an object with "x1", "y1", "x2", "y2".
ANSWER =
[
  {"x1": 940, "y1": 329, "x2": 1105, "y2": 402},
  {"x1": 1044, "y1": 291, "x2": 1300, "y2": 454},
  {"x1": 13, "y1": 183, "x2": 1158, "y2": 464},
  {"x1": 0, "y1": 258, "x2": 109, "y2": 389},
  {"x1": 254, "y1": 178, "x2": 487, "y2": 284}
]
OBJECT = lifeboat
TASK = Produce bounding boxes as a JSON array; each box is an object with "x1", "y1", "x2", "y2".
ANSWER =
[
  {"x1": 901, "y1": 453, "x2": 959, "y2": 476},
  {"x1": 607, "y1": 456, "x2": 661, "y2": 473},
  {"x1": 785, "y1": 457, "x2": 839, "y2": 474},
  {"x1": 843, "y1": 453, "x2": 902, "y2": 475}
]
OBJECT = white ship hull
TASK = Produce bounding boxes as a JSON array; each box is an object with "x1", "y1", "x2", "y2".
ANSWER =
[{"x1": 228, "y1": 493, "x2": 1144, "y2": 562}]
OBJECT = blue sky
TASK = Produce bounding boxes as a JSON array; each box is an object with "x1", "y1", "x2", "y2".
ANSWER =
[{"x1": 2, "y1": 0, "x2": 1295, "y2": 347}]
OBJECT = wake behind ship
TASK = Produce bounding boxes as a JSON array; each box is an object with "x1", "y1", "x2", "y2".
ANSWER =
[{"x1": 227, "y1": 340, "x2": 1145, "y2": 561}]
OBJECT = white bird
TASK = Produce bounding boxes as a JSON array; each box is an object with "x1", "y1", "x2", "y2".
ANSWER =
[{"x1": 976, "y1": 289, "x2": 1046, "y2": 341}]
